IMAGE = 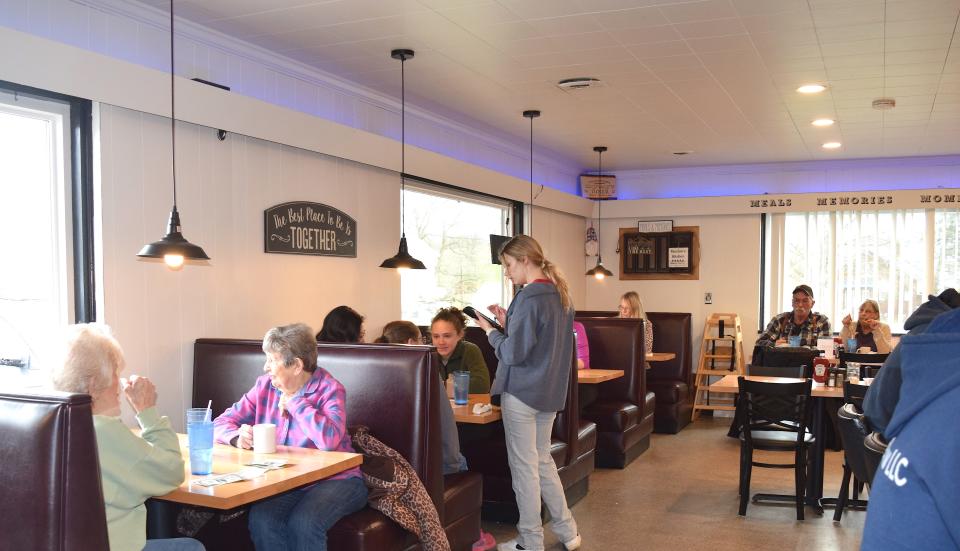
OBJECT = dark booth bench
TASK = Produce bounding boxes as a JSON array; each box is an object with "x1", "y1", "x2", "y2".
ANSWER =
[{"x1": 191, "y1": 339, "x2": 483, "y2": 551}]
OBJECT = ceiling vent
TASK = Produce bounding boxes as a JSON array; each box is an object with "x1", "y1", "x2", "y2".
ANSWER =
[
  {"x1": 872, "y1": 98, "x2": 896, "y2": 110},
  {"x1": 557, "y1": 77, "x2": 602, "y2": 91}
]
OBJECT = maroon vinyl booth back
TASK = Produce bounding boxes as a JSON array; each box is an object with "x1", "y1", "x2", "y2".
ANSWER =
[
  {"x1": 191, "y1": 339, "x2": 481, "y2": 551},
  {"x1": 0, "y1": 391, "x2": 109, "y2": 551},
  {"x1": 646, "y1": 312, "x2": 693, "y2": 433},
  {"x1": 574, "y1": 317, "x2": 654, "y2": 467},
  {"x1": 575, "y1": 310, "x2": 694, "y2": 434}
]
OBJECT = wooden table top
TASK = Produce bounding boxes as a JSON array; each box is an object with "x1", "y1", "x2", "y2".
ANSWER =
[
  {"x1": 647, "y1": 352, "x2": 676, "y2": 362},
  {"x1": 154, "y1": 434, "x2": 362, "y2": 509},
  {"x1": 577, "y1": 369, "x2": 625, "y2": 384},
  {"x1": 451, "y1": 394, "x2": 501, "y2": 424},
  {"x1": 707, "y1": 374, "x2": 871, "y2": 399}
]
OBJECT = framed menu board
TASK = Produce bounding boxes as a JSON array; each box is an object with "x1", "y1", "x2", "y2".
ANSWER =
[{"x1": 618, "y1": 226, "x2": 700, "y2": 280}]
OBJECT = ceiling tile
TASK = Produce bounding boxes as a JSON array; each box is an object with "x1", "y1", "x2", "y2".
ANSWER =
[
  {"x1": 626, "y1": 40, "x2": 692, "y2": 59},
  {"x1": 674, "y1": 17, "x2": 748, "y2": 39},
  {"x1": 687, "y1": 34, "x2": 756, "y2": 54},
  {"x1": 589, "y1": 6, "x2": 670, "y2": 30},
  {"x1": 659, "y1": 0, "x2": 739, "y2": 24},
  {"x1": 816, "y1": 23, "x2": 883, "y2": 44},
  {"x1": 607, "y1": 25, "x2": 683, "y2": 45},
  {"x1": 730, "y1": 0, "x2": 809, "y2": 16},
  {"x1": 497, "y1": 0, "x2": 589, "y2": 20},
  {"x1": 740, "y1": 11, "x2": 814, "y2": 33}
]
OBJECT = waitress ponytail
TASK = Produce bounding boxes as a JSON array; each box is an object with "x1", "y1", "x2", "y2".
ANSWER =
[{"x1": 499, "y1": 235, "x2": 574, "y2": 311}]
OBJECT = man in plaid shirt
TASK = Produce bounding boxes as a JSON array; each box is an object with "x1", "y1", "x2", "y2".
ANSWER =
[{"x1": 757, "y1": 284, "x2": 832, "y2": 348}]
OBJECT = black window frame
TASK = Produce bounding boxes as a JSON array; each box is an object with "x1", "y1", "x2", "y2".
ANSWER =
[{"x1": 0, "y1": 80, "x2": 96, "y2": 322}]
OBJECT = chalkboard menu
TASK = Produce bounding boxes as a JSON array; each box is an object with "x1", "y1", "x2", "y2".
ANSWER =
[
  {"x1": 618, "y1": 226, "x2": 699, "y2": 281},
  {"x1": 264, "y1": 201, "x2": 357, "y2": 257}
]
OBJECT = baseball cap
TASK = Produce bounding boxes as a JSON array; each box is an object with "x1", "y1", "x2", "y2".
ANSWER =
[{"x1": 792, "y1": 284, "x2": 814, "y2": 299}]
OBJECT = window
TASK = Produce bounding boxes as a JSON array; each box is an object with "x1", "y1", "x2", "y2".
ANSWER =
[
  {"x1": 0, "y1": 82, "x2": 93, "y2": 383},
  {"x1": 764, "y1": 208, "x2": 959, "y2": 333},
  {"x1": 399, "y1": 181, "x2": 515, "y2": 324}
]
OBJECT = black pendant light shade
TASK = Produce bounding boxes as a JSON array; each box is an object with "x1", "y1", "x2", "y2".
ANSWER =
[
  {"x1": 137, "y1": 0, "x2": 208, "y2": 269},
  {"x1": 380, "y1": 48, "x2": 426, "y2": 270},
  {"x1": 137, "y1": 206, "x2": 210, "y2": 265},
  {"x1": 379, "y1": 236, "x2": 426, "y2": 269},
  {"x1": 586, "y1": 146, "x2": 613, "y2": 279}
]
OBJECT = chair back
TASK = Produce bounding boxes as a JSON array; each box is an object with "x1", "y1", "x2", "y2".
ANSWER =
[
  {"x1": 836, "y1": 403, "x2": 877, "y2": 485},
  {"x1": 737, "y1": 377, "x2": 813, "y2": 447},
  {"x1": 838, "y1": 351, "x2": 889, "y2": 378},
  {"x1": 747, "y1": 365, "x2": 808, "y2": 378},
  {"x1": 842, "y1": 380, "x2": 868, "y2": 412},
  {"x1": 752, "y1": 346, "x2": 819, "y2": 369},
  {"x1": 863, "y1": 431, "x2": 888, "y2": 479},
  {"x1": 0, "y1": 391, "x2": 109, "y2": 551}
]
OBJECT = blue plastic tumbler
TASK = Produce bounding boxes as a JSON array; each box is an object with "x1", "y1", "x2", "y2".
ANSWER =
[
  {"x1": 453, "y1": 371, "x2": 470, "y2": 405},
  {"x1": 186, "y1": 408, "x2": 214, "y2": 475}
]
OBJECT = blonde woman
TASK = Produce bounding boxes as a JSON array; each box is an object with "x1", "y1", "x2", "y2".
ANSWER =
[
  {"x1": 840, "y1": 299, "x2": 894, "y2": 353},
  {"x1": 475, "y1": 235, "x2": 580, "y2": 551},
  {"x1": 619, "y1": 291, "x2": 654, "y2": 353}
]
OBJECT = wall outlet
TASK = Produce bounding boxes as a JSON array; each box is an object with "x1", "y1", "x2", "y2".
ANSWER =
[{"x1": 704, "y1": 292, "x2": 713, "y2": 304}]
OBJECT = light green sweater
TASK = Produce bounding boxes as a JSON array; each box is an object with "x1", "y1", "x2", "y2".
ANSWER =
[{"x1": 93, "y1": 407, "x2": 184, "y2": 551}]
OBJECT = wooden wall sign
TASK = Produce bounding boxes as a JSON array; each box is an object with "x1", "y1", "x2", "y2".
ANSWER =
[
  {"x1": 264, "y1": 201, "x2": 357, "y2": 257},
  {"x1": 618, "y1": 225, "x2": 700, "y2": 280}
]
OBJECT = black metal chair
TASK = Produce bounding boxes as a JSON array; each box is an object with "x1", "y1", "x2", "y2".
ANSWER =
[
  {"x1": 832, "y1": 403, "x2": 882, "y2": 521},
  {"x1": 747, "y1": 365, "x2": 808, "y2": 378},
  {"x1": 838, "y1": 351, "x2": 889, "y2": 379},
  {"x1": 737, "y1": 376, "x2": 814, "y2": 520}
]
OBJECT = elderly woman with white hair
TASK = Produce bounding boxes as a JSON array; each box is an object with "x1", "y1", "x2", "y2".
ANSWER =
[
  {"x1": 213, "y1": 323, "x2": 366, "y2": 551},
  {"x1": 50, "y1": 323, "x2": 204, "y2": 551}
]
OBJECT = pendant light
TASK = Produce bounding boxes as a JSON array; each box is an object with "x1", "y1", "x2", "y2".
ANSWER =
[
  {"x1": 585, "y1": 146, "x2": 614, "y2": 279},
  {"x1": 523, "y1": 109, "x2": 540, "y2": 235},
  {"x1": 380, "y1": 48, "x2": 426, "y2": 270},
  {"x1": 137, "y1": 0, "x2": 209, "y2": 270}
]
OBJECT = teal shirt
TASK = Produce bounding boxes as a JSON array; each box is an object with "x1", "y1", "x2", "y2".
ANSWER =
[
  {"x1": 440, "y1": 339, "x2": 490, "y2": 393},
  {"x1": 93, "y1": 407, "x2": 184, "y2": 551}
]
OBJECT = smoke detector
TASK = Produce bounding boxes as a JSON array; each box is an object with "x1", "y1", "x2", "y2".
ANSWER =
[
  {"x1": 557, "y1": 77, "x2": 602, "y2": 91},
  {"x1": 872, "y1": 98, "x2": 896, "y2": 110}
]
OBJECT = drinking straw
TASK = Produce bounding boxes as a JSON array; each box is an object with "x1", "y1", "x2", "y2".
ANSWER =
[{"x1": 205, "y1": 399, "x2": 213, "y2": 423}]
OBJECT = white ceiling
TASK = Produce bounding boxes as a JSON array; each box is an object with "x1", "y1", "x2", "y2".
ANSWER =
[{"x1": 143, "y1": 0, "x2": 960, "y2": 170}]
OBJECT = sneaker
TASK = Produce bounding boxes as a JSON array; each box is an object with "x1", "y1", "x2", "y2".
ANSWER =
[
  {"x1": 497, "y1": 540, "x2": 526, "y2": 551},
  {"x1": 563, "y1": 534, "x2": 581, "y2": 551},
  {"x1": 472, "y1": 530, "x2": 496, "y2": 551}
]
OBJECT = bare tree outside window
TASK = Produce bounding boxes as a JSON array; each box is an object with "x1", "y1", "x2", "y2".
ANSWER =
[{"x1": 400, "y1": 186, "x2": 512, "y2": 324}]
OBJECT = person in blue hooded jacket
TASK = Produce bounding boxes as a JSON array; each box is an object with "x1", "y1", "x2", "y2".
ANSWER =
[
  {"x1": 864, "y1": 288, "x2": 960, "y2": 435},
  {"x1": 475, "y1": 235, "x2": 581, "y2": 551},
  {"x1": 861, "y1": 306, "x2": 960, "y2": 549}
]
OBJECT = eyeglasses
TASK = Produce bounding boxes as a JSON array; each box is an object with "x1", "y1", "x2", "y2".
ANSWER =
[{"x1": 791, "y1": 297, "x2": 812, "y2": 305}]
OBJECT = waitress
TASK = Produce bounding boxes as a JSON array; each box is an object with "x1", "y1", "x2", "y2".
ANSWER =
[{"x1": 475, "y1": 235, "x2": 581, "y2": 551}]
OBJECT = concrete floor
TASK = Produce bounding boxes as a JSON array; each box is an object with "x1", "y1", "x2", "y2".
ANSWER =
[{"x1": 482, "y1": 417, "x2": 866, "y2": 550}]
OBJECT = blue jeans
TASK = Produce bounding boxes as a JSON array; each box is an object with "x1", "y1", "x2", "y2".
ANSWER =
[
  {"x1": 248, "y1": 477, "x2": 368, "y2": 551},
  {"x1": 501, "y1": 392, "x2": 577, "y2": 551},
  {"x1": 143, "y1": 537, "x2": 205, "y2": 551}
]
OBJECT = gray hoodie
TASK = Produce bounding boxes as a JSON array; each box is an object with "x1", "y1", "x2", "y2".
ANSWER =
[
  {"x1": 864, "y1": 290, "x2": 958, "y2": 436},
  {"x1": 489, "y1": 282, "x2": 574, "y2": 412}
]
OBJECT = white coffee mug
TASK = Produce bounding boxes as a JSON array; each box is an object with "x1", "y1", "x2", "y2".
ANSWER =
[{"x1": 253, "y1": 423, "x2": 277, "y2": 454}]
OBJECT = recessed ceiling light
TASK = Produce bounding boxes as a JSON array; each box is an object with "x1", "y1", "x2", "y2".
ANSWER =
[
  {"x1": 797, "y1": 84, "x2": 827, "y2": 94},
  {"x1": 812, "y1": 118, "x2": 835, "y2": 127},
  {"x1": 822, "y1": 142, "x2": 842, "y2": 149}
]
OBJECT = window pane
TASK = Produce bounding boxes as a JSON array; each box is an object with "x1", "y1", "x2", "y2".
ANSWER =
[
  {"x1": 0, "y1": 102, "x2": 69, "y2": 380},
  {"x1": 935, "y1": 209, "x2": 960, "y2": 294},
  {"x1": 400, "y1": 186, "x2": 510, "y2": 324},
  {"x1": 774, "y1": 209, "x2": 942, "y2": 334}
]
